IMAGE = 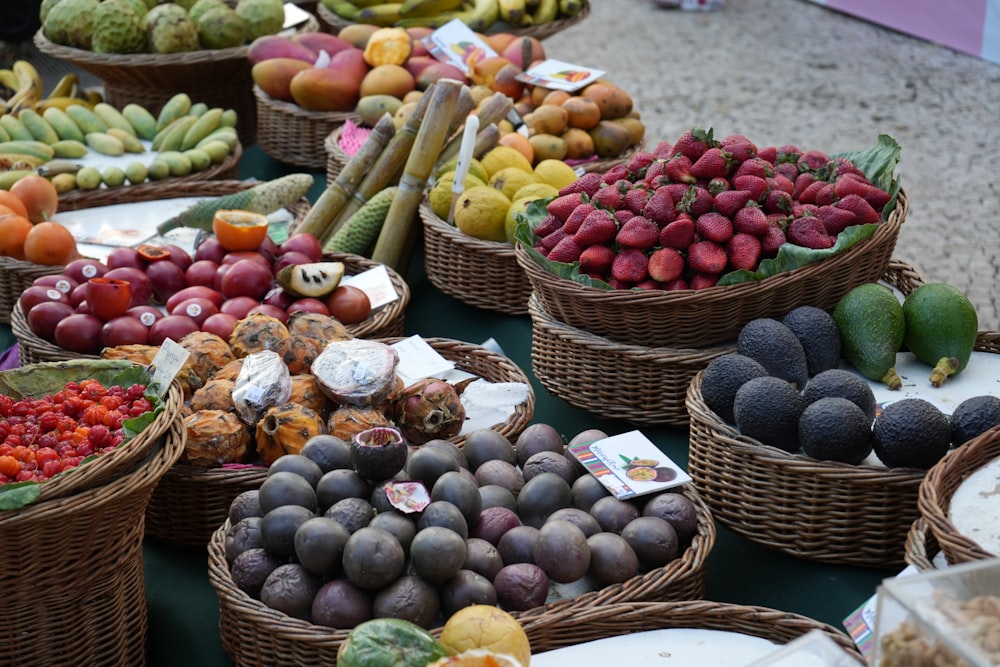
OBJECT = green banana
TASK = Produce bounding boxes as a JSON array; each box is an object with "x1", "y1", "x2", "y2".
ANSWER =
[
  {"x1": 400, "y1": 0, "x2": 464, "y2": 17},
  {"x1": 324, "y1": 0, "x2": 360, "y2": 19}
]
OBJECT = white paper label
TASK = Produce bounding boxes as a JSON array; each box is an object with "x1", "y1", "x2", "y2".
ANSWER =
[{"x1": 147, "y1": 338, "x2": 191, "y2": 398}]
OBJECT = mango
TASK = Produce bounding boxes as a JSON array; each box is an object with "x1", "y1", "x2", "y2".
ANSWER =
[
  {"x1": 581, "y1": 81, "x2": 633, "y2": 120},
  {"x1": 528, "y1": 133, "x2": 568, "y2": 162},
  {"x1": 292, "y1": 32, "x2": 353, "y2": 59},
  {"x1": 247, "y1": 34, "x2": 316, "y2": 66},
  {"x1": 328, "y1": 47, "x2": 371, "y2": 85},
  {"x1": 360, "y1": 64, "x2": 415, "y2": 99},
  {"x1": 252, "y1": 58, "x2": 313, "y2": 102},
  {"x1": 338, "y1": 23, "x2": 381, "y2": 50},
  {"x1": 290, "y1": 67, "x2": 360, "y2": 112},
  {"x1": 415, "y1": 62, "x2": 465, "y2": 92},
  {"x1": 356, "y1": 94, "x2": 404, "y2": 128},
  {"x1": 589, "y1": 120, "x2": 632, "y2": 158},
  {"x1": 501, "y1": 36, "x2": 545, "y2": 69},
  {"x1": 406, "y1": 27, "x2": 432, "y2": 57}
]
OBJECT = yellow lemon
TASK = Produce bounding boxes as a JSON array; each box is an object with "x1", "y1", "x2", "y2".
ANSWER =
[
  {"x1": 512, "y1": 182, "x2": 559, "y2": 202},
  {"x1": 435, "y1": 156, "x2": 489, "y2": 184},
  {"x1": 533, "y1": 158, "x2": 579, "y2": 190},
  {"x1": 488, "y1": 166, "x2": 538, "y2": 202},
  {"x1": 453, "y1": 186, "x2": 511, "y2": 242},
  {"x1": 429, "y1": 171, "x2": 487, "y2": 220},
  {"x1": 505, "y1": 196, "x2": 537, "y2": 244},
  {"x1": 480, "y1": 145, "x2": 533, "y2": 179},
  {"x1": 439, "y1": 605, "x2": 531, "y2": 667}
]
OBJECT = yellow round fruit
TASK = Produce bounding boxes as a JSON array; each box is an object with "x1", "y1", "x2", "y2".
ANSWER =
[
  {"x1": 533, "y1": 158, "x2": 579, "y2": 190},
  {"x1": 453, "y1": 186, "x2": 511, "y2": 242},
  {"x1": 429, "y1": 172, "x2": 487, "y2": 219},
  {"x1": 427, "y1": 649, "x2": 525, "y2": 667},
  {"x1": 511, "y1": 182, "x2": 559, "y2": 202},
  {"x1": 481, "y1": 145, "x2": 533, "y2": 179},
  {"x1": 505, "y1": 196, "x2": 537, "y2": 244},
  {"x1": 439, "y1": 605, "x2": 531, "y2": 667},
  {"x1": 488, "y1": 167, "x2": 537, "y2": 202},
  {"x1": 435, "y1": 156, "x2": 489, "y2": 184}
]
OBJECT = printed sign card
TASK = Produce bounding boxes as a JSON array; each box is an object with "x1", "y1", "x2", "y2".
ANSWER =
[
  {"x1": 515, "y1": 59, "x2": 605, "y2": 91},
  {"x1": 425, "y1": 19, "x2": 498, "y2": 73},
  {"x1": 568, "y1": 430, "x2": 690, "y2": 499}
]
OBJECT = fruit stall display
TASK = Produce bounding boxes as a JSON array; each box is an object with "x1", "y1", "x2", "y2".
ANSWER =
[
  {"x1": 33, "y1": 0, "x2": 321, "y2": 145},
  {"x1": 0, "y1": 358, "x2": 185, "y2": 664}
]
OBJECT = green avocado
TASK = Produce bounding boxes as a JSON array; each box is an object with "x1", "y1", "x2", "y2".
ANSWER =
[
  {"x1": 832, "y1": 283, "x2": 905, "y2": 389},
  {"x1": 902, "y1": 283, "x2": 979, "y2": 387}
]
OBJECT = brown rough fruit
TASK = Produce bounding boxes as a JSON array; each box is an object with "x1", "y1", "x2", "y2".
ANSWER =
[
  {"x1": 327, "y1": 406, "x2": 392, "y2": 442},
  {"x1": 581, "y1": 81, "x2": 633, "y2": 120},
  {"x1": 213, "y1": 358, "x2": 245, "y2": 382},
  {"x1": 359, "y1": 64, "x2": 416, "y2": 100},
  {"x1": 286, "y1": 310, "x2": 352, "y2": 343},
  {"x1": 229, "y1": 312, "x2": 291, "y2": 358},
  {"x1": 255, "y1": 402, "x2": 325, "y2": 466},
  {"x1": 190, "y1": 378, "x2": 236, "y2": 412},
  {"x1": 182, "y1": 409, "x2": 251, "y2": 467},
  {"x1": 282, "y1": 334, "x2": 326, "y2": 375},
  {"x1": 392, "y1": 377, "x2": 466, "y2": 445},
  {"x1": 179, "y1": 330, "x2": 236, "y2": 383},
  {"x1": 589, "y1": 120, "x2": 632, "y2": 158},
  {"x1": 288, "y1": 374, "x2": 330, "y2": 416},
  {"x1": 101, "y1": 343, "x2": 202, "y2": 399},
  {"x1": 290, "y1": 67, "x2": 361, "y2": 112}
]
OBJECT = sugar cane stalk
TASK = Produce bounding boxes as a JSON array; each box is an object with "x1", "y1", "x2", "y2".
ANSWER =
[
  {"x1": 322, "y1": 84, "x2": 438, "y2": 243},
  {"x1": 472, "y1": 122, "x2": 501, "y2": 159},
  {"x1": 295, "y1": 114, "x2": 396, "y2": 241},
  {"x1": 371, "y1": 78, "x2": 464, "y2": 275},
  {"x1": 435, "y1": 92, "x2": 514, "y2": 168}
]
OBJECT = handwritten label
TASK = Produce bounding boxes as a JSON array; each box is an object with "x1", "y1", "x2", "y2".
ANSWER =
[
  {"x1": 390, "y1": 335, "x2": 455, "y2": 387},
  {"x1": 147, "y1": 338, "x2": 190, "y2": 398}
]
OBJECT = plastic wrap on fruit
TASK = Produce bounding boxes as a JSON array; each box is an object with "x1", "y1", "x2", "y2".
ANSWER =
[
  {"x1": 312, "y1": 339, "x2": 399, "y2": 407},
  {"x1": 232, "y1": 349, "x2": 292, "y2": 425}
]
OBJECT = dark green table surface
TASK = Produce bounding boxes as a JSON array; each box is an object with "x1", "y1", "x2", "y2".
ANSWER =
[{"x1": 2, "y1": 146, "x2": 895, "y2": 665}]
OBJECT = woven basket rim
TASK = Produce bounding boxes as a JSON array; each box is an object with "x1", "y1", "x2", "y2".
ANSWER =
[
  {"x1": 917, "y1": 424, "x2": 1000, "y2": 564},
  {"x1": 419, "y1": 201, "x2": 517, "y2": 258},
  {"x1": 905, "y1": 517, "x2": 938, "y2": 572}
]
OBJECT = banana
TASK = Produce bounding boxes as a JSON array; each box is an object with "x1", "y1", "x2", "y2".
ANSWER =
[
  {"x1": 498, "y1": 0, "x2": 526, "y2": 25},
  {"x1": 557, "y1": 0, "x2": 582, "y2": 16},
  {"x1": 0, "y1": 114, "x2": 34, "y2": 142},
  {"x1": 34, "y1": 96, "x2": 93, "y2": 113},
  {"x1": 17, "y1": 108, "x2": 60, "y2": 145},
  {"x1": 324, "y1": 0, "x2": 360, "y2": 20},
  {"x1": 93, "y1": 102, "x2": 137, "y2": 137},
  {"x1": 466, "y1": 0, "x2": 500, "y2": 31},
  {"x1": 155, "y1": 92, "x2": 192, "y2": 134},
  {"x1": 0, "y1": 140, "x2": 56, "y2": 160},
  {"x1": 0, "y1": 153, "x2": 48, "y2": 169},
  {"x1": 180, "y1": 107, "x2": 223, "y2": 151},
  {"x1": 532, "y1": 0, "x2": 557, "y2": 22},
  {"x1": 49, "y1": 172, "x2": 78, "y2": 193},
  {"x1": 0, "y1": 69, "x2": 19, "y2": 93},
  {"x1": 50, "y1": 139, "x2": 89, "y2": 158},
  {"x1": 42, "y1": 107, "x2": 86, "y2": 143},
  {"x1": 399, "y1": 0, "x2": 463, "y2": 17},
  {"x1": 394, "y1": 10, "x2": 467, "y2": 27},
  {"x1": 356, "y1": 3, "x2": 406, "y2": 25},
  {"x1": 6, "y1": 61, "x2": 43, "y2": 114},
  {"x1": 47, "y1": 73, "x2": 80, "y2": 100},
  {"x1": 122, "y1": 103, "x2": 158, "y2": 140},
  {"x1": 107, "y1": 127, "x2": 145, "y2": 153}
]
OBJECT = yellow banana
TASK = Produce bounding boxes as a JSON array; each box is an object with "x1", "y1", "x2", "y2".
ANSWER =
[
  {"x1": 0, "y1": 69, "x2": 18, "y2": 93},
  {"x1": 532, "y1": 0, "x2": 557, "y2": 22},
  {"x1": 466, "y1": 0, "x2": 499, "y2": 31},
  {"x1": 46, "y1": 73, "x2": 80, "y2": 100},
  {"x1": 394, "y1": 9, "x2": 468, "y2": 27},
  {"x1": 525, "y1": 0, "x2": 539, "y2": 11},
  {"x1": 557, "y1": 0, "x2": 583, "y2": 16},
  {"x1": 6, "y1": 61, "x2": 43, "y2": 114},
  {"x1": 498, "y1": 0, "x2": 526, "y2": 25},
  {"x1": 34, "y1": 96, "x2": 94, "y2": 113},
  {"x1": 356, "y1": 3, "x2": 405, "y2": 25},
  {"x1": 82, "y1": 89, "x2": 104, "y2": 106},
  {"x1": 399, "y1": 0, "x2": 464, "y2": 18}
]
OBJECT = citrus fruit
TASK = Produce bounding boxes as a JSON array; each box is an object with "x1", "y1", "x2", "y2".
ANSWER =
[
  {"x1": 23, "y1": 221, "x2": 77, "y2": 265},
  {"x1": 427, "y1": 649, "x2": 524, "y2": 667},
  {"x1": 435, "y1": 157, "x2": 488, "y2": 184},
  {"x1": 429, "y1": 172, "x2": 487, "y2": 220},
  {"x1": 505, "y1": 197, "x2": 537, "y2": 244},
  {"x1": 0, "y1": 213, "x2": 33, "y2": 260},
  {"x1": 497, "y1": 132, "x2": 533, "y2": 165},
  {"x1": 212, "y1": 209, "x2": 270, "y2": 251},
  {"x1": 438, "y1": 605, "x2": 531, "y2": 667},
  {"x1": 453, "y1": 186, "x2": 510, "y2": 242},
  {"x1": 0, "y1": 191, "x2": 30, "y2": 219},
  {"x1": 533, "y1": 158, "x2": 578, "y2": 190},
  {"x1": 488, "y1": 167, "x2": 537, "y2": 202},
  {"x1": 10, "y1": 174, "x2": 59, "y2": 222},
  {"x1": 511, "y1": 182, "x2": 559, "y2": 202},
  {"x1": 481, "y1": 145, "x2": 532, "y2": 180}
]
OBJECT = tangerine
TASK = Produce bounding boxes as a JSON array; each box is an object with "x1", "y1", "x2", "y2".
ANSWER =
[
  {"x1": 9, "y1": 175, "x2": 59, "y2": 223},
  {"x1": 0, "y1": 190, "x2": 30, "y2": 220},
  {"x1": 0, "y1": 213, "x2": 34, "y2": 260},
  {"x1": 23, "y1": 221, "x2": 77, "y2": 266},
  {"x1": 212, "y1": 210, "x2": 270, "y2": 252}
]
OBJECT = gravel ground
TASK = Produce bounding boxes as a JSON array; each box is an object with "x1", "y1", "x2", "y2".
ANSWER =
[{"x1": 545, "y1": 0, "x2": 1000, "y2": 329}]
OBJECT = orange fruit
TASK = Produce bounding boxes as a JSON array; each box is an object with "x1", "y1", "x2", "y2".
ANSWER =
[
  {"x1": 212, "y1": 209, "x2": 270, "y2": 252},
  {"x1": 23, "y1": 221, "x2": 77, "y2": 265},
  {"x1": 0, "y1": 191, "x2": 30, "y2": 220},
  {"x1": 497, "y1": 132, "x2": 534, "y2": 166},
  {"x1": 9, "y1": 175, "x2": 59, "y2": 223},
  {"x1": 0, "y1": 213, "x2": 34, "y2": 260}
]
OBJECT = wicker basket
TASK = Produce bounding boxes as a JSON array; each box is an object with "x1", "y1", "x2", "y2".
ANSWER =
[
  {"x1": 917, "y1": 424, "x2": 1000, "y2": 566},
  {"x1": 528, "y1": 292, "x2": 733, "y2": 426},
  {"x1": 207, "y1": 483, "x2": 714, "y2": 666},
  {"x1": 517, "y1": 600, "x2": 863, "y2": 662},
  {"x1": 516, "y1": 188, "x2": 909, "y2": 348},
  {"x1": 255, "y1": 85, "x2": 361, "y2": 169},
  {"x1": 0, "y1": 415, "x2": 184, "y2": 666},
  {"x1": 905, "y1": 517, "x2": 939, "y2": 572},
  {"x1": 419, "y1": 202, "x2": 531, "y2": 316},
  {"x1": 0, "y1": 256, "x2": 64, "y2": 326},
  {"x1": 315, "y1": 1, "x2": 590, "y2": 40},
  {"x1": 32, "y1": 17, "x2": 320, "y2": 146}
]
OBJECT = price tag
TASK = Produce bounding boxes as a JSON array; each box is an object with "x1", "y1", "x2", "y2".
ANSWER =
[
  {"x1": 568, "y1": 430, "x2": 691, "y2": 499},
  {"x1": 423, "y1": 19, "x2": 498, "y2": 74},
  {"x1": 390, "y1": 335, "x2": 455, "y2": 387},
  {"x1": 515, "y1": 59, "x2": 606, "y2": 92},
  {"x1": 341, "y1": 265, "x2": 398, "y2": 310},
  {"x1": 147, "y1": 338, "x2": 191, "y2": 398}
]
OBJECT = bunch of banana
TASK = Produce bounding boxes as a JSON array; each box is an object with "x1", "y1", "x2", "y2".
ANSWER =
[
  {"x1": 0, "y1": 61, "x2": 43, "y2": 115},
  {"x1": 321, "y1": 0, "x2": 583, "y2": 29}
]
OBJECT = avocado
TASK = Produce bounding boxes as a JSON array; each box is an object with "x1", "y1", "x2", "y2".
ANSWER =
[
  {"x1": 733, "y1": 375, "x2": 807, "y2": 452},
  {"x1": 949, "y1": 394, "x2": 1000, "y2": 446},
  {"x1": 782, "y1": 305, "x2": 842, "y2": 377},
  {"x1": 832, "y1": 283, "x2": 905, "y2": 390},
  {"x1": 699, "y1": 353, "x2": 769, "y2": 424},
  {"x1": 798, "y1": 397, "x2": 874, "y2": 464},
  {"x1": 801, "y1": 368, "x2": 877, "y2": 423},
  {"x1": 902, "y1": 283, "x2": 979, "y2": 387},
  {"x1": 736, "y1": 318, "x2": 810, "y2": 389},
  {"x1": 871, "y1": 398, "x2": 951, "y2": 468}
]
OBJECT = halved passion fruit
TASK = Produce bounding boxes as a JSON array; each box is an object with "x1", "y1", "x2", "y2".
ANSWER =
[
  {"x1": 212, "y1": 210, "x2": 270, "y2": 252},
  {"x1": 137, "y1": 244, "x2": 171, "y2": 262}
]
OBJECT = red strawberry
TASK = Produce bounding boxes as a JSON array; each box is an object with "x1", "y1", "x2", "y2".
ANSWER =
[
  {"x1": 652, "y1": 140, "x2": 674, "y2": 159},
  {"x1": 663, "y1": 277, "x2": 689, "y2": 291},
  {"x1": 775, "y1": 145, "x2": 802, "y2": 164},
  {"x1": 659, "y1": 215, "x2": 696, "y2": 250},
  {"x1": 607, "y1": 278, "x2": 634, "y2": 290},
  {"x1": 835, "y1": 193, "x2": 880, "y2": 224},
  {"x1": 707, "y1": 177, "x2": 731, "y2": 196},
  {"x1": 725, "y1": 232, "x2": 762, "y2": 271},
  {"x1": 615, "y1": 216, "x2": 660, "y2": 249},
  {"x1": 690, "y1": 273, "x2": 720, "y2": 290},
  {"x1": 559, "y1": 171, "x2": 603, "y2": 197},
  {"x1": 611, "y1": 247, "x2": 649, "y2": 283},
  {"x1": 732, "y1": 174, "x2": 768, "y2": 202},
  {"x1": 562, "y1": 203, "x2": 596, "y2": 235},
  {"x1": 686, "y1": 240, "x2": 728, "y2": 275},
  {"x1": 579, "y1": 243, "x2": 616, "y2": 276},
  {"x1": 534, "y1": 213, "x2": 562, "y2": 238},
  {"x1": 663, "y1": 154, "x2": 696, "y2": 184},
  {"x1": 787, "y1": 216, "x2": 835, "y2": 249},
  {"x1": 615, "y1": 209, "x2": 635, "y2": 224},
  {"x1": 643, "y1": 160, "x2": 667, "y2": 184},
  {"x1": 713, "y1": 189, "x2": 753, "y2": 218},
  {"x1": 793, "y1": 172, "x2": 819, "y2": 199},
  {"x1": 864, "y1": 185, "x2": 891, "y2": 211},
  {"x1": 732, "y1": 204, "x2": 768, "y2": 236},
  {"x1": 534, "y1": 241, "x2": 547, "y2": 256},
  {"x1": 592, "y1": 184, "x2": 623, "y2": 210},
  {"x1": 541, "y1": 229, "x2": 567, "y2": 251},
  {"x1": 774, "y1": 161, "x2": 799, "y2": 182},
  {"x1": 797, "y1": 179, "x2": 828, "y2": 205},
  {"x1": 756, "y1": 145, "x2": 777, "y2": 163},
  {"x1": 647, "y1": 247, "x2": 685, "y2": 283},
  {"x1": 573, "y1": 209, "x2": 619, "y2": 246},
  {"x1": 792, "y1": 203, "x2": 820, "y2": 218},
  {"x1": 626, "y1": 151, "x2": 656, "y2": 179},
  {"x1": 720, "y1": 134, "x2": 757, "y2": 163},
  {"x1": 546, "y1": 192, "x2": 585, "y2": 222},
  {"x1": 768, "y1": 174, "x2": 795, "y2": 195},
  {"x1": 642, "y1": 188, "x2": 677, "y2": 225},
  {"x1": 816, "y1": 205, "x2": 857, "y2": 234},
  {"x1": 680, "y1": 186, "x2": 714, "y2": 218},
  {"x1": 547, "y1": 235, "x2": 585, "y2": 263},
  {"x1": 833, "y1": 174, "x2": 871, "y2": 200},
  {"x1": 662, "y1": 182, "x2": 691, "y2": 204},
  {"x1": 761, "y1": 221, "x2": 786, "y2": 257},
  {"x1": 634, "y1": 279, "x2": 662, "y2": 291},
  {"x1": 734, "y1": 157, "x2": 774, "y2": 179},
  {"x1": 601, "y1": 164, "x2": 629, "y2": 185},
  {"x1": 763, "y1": 188, "x2": 793, "y2": 214},
  {"x1": 797, "y1": 149, "x2": 830, "y2": 171},
  {"x1": 690, "y1": 147, "x2": 733, "y2": 180},
  {"x1": 673, "y1": 127, "x2": 716, "y2": 162},
  {"x1": 829, "y1": 157, "x2": 867, "y2": 179},
  {"x1": 814, "y1": 183, "x2": 837, "y2": 206},
  {"x1": 623, "y1": 187, "x2": 650, "y2": 215},
  {"x1": 695, "y1": 212, "x2": 734, "y2": 243}
]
